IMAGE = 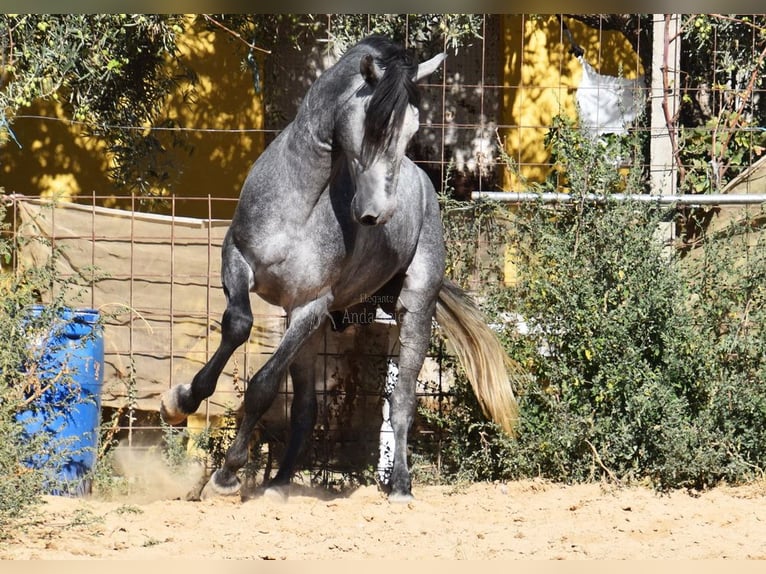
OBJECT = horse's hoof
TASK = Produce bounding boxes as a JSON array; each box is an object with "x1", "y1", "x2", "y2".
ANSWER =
[
  {"x1": 263, "y1": 484, "x2": 289, "y2": 503},
  {"x1": 388, "y1": 491, "x2": 414, "y2": 504},
  {"x1": 160, "y1": 384, "x2": 190, "y2": 426},
  {"x1": 200, "y1": 470, "x2": 241, "y2": 500}
]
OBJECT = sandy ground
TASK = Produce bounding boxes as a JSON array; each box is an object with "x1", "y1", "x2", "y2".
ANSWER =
[{"x1": 2, "y1": 472, "x2": 766, "y2": 560}]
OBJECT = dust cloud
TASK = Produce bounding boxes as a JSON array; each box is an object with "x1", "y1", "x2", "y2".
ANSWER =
[{"x1": 108, "y1": 440, "x2": 206, "y2": 503}]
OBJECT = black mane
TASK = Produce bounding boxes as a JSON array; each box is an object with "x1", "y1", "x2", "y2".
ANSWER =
[{"x1": 358, "y1": 36, "x2": 420, "y2": 164}]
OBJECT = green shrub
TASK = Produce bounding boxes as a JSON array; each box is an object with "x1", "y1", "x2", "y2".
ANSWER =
[
  {"x1": 0, "y1": 200, "x2": 92, "y2": 531},
  {"x1": 429, "y1": 114, "x2": 766, "y2": 490}
]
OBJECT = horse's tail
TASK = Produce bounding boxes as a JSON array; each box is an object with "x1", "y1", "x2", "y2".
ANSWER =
[{"x1": 434, "y1": 279, "x2": 521, "y2": 436}]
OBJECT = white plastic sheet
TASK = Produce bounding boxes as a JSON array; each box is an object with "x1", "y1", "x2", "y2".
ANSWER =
[{"x1": 576, "y1": 55, "x2": 644, "y2": 138}]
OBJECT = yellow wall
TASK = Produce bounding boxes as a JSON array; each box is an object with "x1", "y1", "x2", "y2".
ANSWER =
[
  {"x1": 500, "y1": 15, "x2": 642, "y2": 285},
  {"x1": 500, "y1": 15, "x2": 643, "y2": 191},
  {"x1": 2, "y1": 16, "x2": 640, "y2": 218},
  {"x1": 1, "y1": 100, "x2": 113, "y2": 201},
  {"x1": 1, "y1": 15, "x2": 264, "y2": 219}
]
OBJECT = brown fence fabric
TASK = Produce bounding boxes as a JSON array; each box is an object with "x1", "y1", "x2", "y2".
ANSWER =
[
  {"x1": 17, "y1": 198, "x2": 267, "y2": 415},
  {"x1": 15, "y1": 197, "x2": 448, "y2": 466}
]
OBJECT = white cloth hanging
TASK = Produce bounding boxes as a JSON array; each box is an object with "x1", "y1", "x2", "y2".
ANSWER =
[{"x1": 576, "y1": 55, "x2": 644, "y2": 138}]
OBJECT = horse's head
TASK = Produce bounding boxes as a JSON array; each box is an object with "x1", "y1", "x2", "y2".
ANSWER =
[{"x1": 336, "y1": 37, "x2": 446, "y2": 226}]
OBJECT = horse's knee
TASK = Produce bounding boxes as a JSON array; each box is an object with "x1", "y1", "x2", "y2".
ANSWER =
[{"x1": 222, "y1": 306, "x2": 253, "y2": 347}]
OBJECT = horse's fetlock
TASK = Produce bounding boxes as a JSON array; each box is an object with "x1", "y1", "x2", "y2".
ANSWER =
[{"x1": 160, "y1": 384, "x2": 192, "y2": 425}]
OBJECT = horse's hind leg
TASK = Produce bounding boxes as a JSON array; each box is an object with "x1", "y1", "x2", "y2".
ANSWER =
[
  {"x1": 160, "y1": 239, "x2": 253, "y2": 425},
  {"x1": 263, "y1": 331, "x2": 320, "y2": 499}
]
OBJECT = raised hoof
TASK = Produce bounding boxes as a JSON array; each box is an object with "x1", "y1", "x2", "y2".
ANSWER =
[
  {"x1": 263, "y1": 483, "x2": 290, "y2": 503},
  {"x1": 159, "y1": 384, "x2": 191, "y2": 426},
  {"x1": 388, "y1": 491, "x2": 414, "y2": 504},
  {"x1": 200, "y1": 470, "x2": 241, "y2": 500}
]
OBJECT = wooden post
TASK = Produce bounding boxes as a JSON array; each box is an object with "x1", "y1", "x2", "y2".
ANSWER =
[
  {"x1": 650, "y1": 14, "x2": 681, "y2": 196},
  {"x1": 650, "y1": 14, "x2": 681, "y2": 248}
]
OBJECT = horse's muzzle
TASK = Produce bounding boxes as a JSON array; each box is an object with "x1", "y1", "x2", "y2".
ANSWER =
[
  {"x1": 351, "y1": 196, "x2": 394, "y2": 226},
  {"x1": 359, "y1": 213, "x2": 382, "y2": 226}
]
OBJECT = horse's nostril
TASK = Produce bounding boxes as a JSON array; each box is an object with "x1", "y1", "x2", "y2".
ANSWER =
[{"x1": 359, "y1": 214, "x2": 379, "y2": 226}]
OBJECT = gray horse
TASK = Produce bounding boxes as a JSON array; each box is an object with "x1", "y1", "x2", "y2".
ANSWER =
[{"x1": 161, "y1": 35, "x2": 520, "y2": 502}]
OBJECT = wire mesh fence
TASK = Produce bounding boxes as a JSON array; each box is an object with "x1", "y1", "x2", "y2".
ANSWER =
[
  {"x1": 3, "y1": 14, "x2": 766, "y2": 485},
  {"x1": 4, "y1": 192, "x2": 454, "y2": 484}
]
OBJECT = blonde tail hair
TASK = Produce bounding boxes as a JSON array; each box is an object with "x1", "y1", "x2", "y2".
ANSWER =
[{"x1": 435, "y1": 279, "x2": 521, "y2": 436}]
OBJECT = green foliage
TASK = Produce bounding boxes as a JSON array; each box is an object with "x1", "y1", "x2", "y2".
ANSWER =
[
  {"x1": 430, "y1": 113, "x2": 766, "y2": 490},
  {"x1": 544, "y1": 114, "x2": 646, "y2": 195},
  {"x1": 679, "y1": 14, "x2": 766, "y2": 192},
  {"x1": 439, "y1": 175, "x2": 507, "y2": 290},
  {"x1": 189, "y1": 410, "x2": 240, "y2": 471},
  {"x1": 216, "y1": 14, "x2": 483, "y2": 55},
  {"x1": 316, "y1": 14, "x2": 483, "y2": 54},
  {"x1": 0, "y1": 14, "x2": 187, "y2": 196},
  {"x1": 0, "y1": 201, "x2": 93, "y2": 531}
]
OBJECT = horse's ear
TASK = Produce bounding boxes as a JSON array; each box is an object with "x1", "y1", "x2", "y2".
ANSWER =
[
  {"x1": 414, "y1": 52, "x2": 447, "y2": 82},
  {"x1": 360, "y1": 53, "x2": 379, "y2": 85}
]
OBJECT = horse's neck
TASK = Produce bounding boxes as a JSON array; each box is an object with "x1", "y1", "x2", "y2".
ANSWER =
[
  {"x1": 295, "y1": 75, "x2": 344, "y2": 149},
  {"x1": 279, "y1": 78, "x2": 348, "y2": 194}
]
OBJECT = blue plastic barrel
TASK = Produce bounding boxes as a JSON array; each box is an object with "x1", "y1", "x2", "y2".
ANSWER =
[{"x1": 17, "y1": 306, "x2": 104, "y2": 496}]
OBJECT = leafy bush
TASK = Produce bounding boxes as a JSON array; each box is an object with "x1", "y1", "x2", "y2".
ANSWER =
[
  {"x1": 0, "y1": 200, "x2": 93, "y2": 531},
  {"x1": 679, "y1": 14, "x2": 766, "y2": 193},
  {"x1": 428, "y1": 114, "x2": 766, "y2": 490}
]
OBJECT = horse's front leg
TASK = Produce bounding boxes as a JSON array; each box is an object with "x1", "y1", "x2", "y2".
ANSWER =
[
  {"x1": 201, "y1": 296, "x2": 330, "y2": 499},
  {"x1": 161, "y1": 241, "x2": 253, "y2": 425},
  {"x1": 388, "y1": 303, "x2": 434, "y2": 502}
]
